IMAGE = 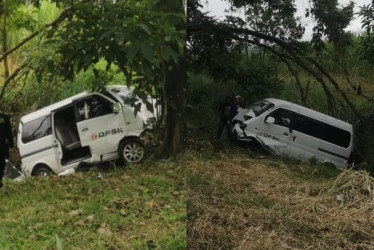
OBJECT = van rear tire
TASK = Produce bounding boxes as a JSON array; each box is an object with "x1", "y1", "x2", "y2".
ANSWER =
[{"x1": 118, "y1": 139, "x2": 145, "y2": 164}]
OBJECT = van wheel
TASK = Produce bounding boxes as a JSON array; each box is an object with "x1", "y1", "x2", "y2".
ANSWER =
[
  {"x1": 119, "y1": 139, "x2": 145, "y2": 164},
  {"x1": 33, "y1": 166, "x2": 52, "y2": 177}
]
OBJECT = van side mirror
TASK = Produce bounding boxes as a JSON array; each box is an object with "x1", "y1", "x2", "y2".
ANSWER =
[
  {"x1": 265, "y1": 116, "x2": 275, "y2": 124},
  {"x1": 113, "y1": 102, "x2": 122, "y2": 114}
]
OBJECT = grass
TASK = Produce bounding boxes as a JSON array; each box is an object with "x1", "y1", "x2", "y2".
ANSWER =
[
  {"x1": 0, "y1": 158, "x2": 186, "y2": 249},
  {"x1": 187, "y1": 138, "x2": 374, "y2": 249}
]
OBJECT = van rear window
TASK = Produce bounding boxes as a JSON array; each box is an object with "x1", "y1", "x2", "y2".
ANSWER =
[{"x1": 22, "y1": 115, "x2": 52, "y2": 143}]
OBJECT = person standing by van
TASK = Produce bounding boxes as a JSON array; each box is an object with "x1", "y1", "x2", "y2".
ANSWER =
[
  {"x1": 0, "y1": 112, "x2": 14, "y2": 188},
  {"x1": 216, "y1": 96, "x2": 233, "y2": 139},
  {"x1": 216, "y1": 95, "x2": 244, "y2": 139}
]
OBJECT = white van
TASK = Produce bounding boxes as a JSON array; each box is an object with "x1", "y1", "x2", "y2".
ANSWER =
[
  {"x1": 232, "y1": 98, "x2": 354, "y2": 169},
  {"x1": 17, "y1": 91, "x2": 149, "y2": 177}
]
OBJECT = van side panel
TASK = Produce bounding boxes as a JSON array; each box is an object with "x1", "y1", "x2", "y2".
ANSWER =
[
  {"x1": 239, "y1": 100, "x2": 353, "y2": 169},
  {"x1": 316, "y1": 139, "x2": 352, "y2": 169},
  {"x1": 286, "y1": 130, "x2": 321, "y2": 161},
  {"x1": 18, "y1": 134, "x2": 58, "y2": 176}
]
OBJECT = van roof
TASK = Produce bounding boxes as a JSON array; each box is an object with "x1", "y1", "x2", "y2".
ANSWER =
[
  {"x1": 21, "y1": 92, "x2": 88, "y2": 124},
  {"x1": 265, "y1": 98, "x2": 353, "y2": 131}
]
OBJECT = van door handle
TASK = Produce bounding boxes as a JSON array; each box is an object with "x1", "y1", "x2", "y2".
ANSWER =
[
  {"x1": 292, "y1": 136, "x2": 296, "y2": 141},
  {"x1": 81, "y1": 127, "x2": 88, "y2": 132},
  {"x1": 283, "y1": 132, "x2": 289, "y2": 136}
]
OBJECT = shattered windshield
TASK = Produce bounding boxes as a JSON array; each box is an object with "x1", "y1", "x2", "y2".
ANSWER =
[
  {"x1": 248, "y1": 100, "x2": 274, "y2": 116},
  {"x1": 110, "y1": 87, "x2": 138, "y2": 105}
]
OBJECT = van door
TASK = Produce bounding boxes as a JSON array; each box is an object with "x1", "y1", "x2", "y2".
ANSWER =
[
  {"x1": 18, "y1": 114, "x2": 61, "y2": 175},
  {"x1": 289, "y1": 113, "x2": 325, "y2": 161},
  {"x1": 50, "y1": 113, "x2": 64, "y2": 169},
  {"x1": 258, "y1": 108, "x2": 294, "y2": 156},
  {"x1": 74, "y1": 94, "x2": 126, "y2": 162}
]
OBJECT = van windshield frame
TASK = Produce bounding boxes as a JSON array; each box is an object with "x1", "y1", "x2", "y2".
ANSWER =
[{"x1": 248, "y1": 100, "x2": 274, "y2": 116}]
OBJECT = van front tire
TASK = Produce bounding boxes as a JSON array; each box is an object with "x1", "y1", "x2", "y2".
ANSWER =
[
  {"x1": 118, "y1": 139, "x2": 145, "y2": 164},
  {"x1": 33, "y1": 166, "x2": 52, "y2": 177}
]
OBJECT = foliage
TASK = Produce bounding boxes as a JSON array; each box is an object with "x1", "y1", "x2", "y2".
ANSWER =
[
  {"x1": 44, "y1": 0, "x2": 185, "y2": 95},
  {"x1": 231, "y1": 0, "x2": 304, "y2": 41},
  {"x1": 309, "y1": 0, "x2": 354, "y2": 51},
  {"x1": 357, "y1": 33, "x2": 374, "y2": 64},
  {"x1": 358, "y1": 3, "x2": 374, "y2": 65},
  {"x1": 0, "y1": 160, "x2": 186, "y2": 249},
  {"x1": 187, "y1": 57, "x2": 283, "y2": 130},
  {"x1": 359, "y1": 2, "x2": 374, "y2": 33}
]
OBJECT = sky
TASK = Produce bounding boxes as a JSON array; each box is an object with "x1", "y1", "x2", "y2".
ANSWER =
[{"x1": 202, "y1": 0, "x2": 371, "y2": 40}]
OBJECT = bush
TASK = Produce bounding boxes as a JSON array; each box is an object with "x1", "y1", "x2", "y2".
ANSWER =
[{"x1": 187, "y1": 64, "x2": 283, "y2": 130}]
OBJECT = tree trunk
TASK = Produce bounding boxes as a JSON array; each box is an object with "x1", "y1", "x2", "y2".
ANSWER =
[
  {"x1": 0, "y1": 7, "x2": 9, "y2": 107},
  {"x1": 155, "y1": 58, "x2": 187, "y2": 158}
]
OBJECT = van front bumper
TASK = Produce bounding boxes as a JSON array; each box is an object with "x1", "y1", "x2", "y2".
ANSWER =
[
  {"x1": 139, "y1": 129, "x2": 155, "y2": 155},
  {"x1": 232, "y1": 124, "x2": 254, "y2": 142}
]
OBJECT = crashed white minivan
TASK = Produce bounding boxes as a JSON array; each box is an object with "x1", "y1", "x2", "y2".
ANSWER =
[
  {"x1": 232, "y1": 98, "x2": 354, "y2": 169},
  {"x1": 17, "y1": 90, "x2": 150, "y2": 177}
]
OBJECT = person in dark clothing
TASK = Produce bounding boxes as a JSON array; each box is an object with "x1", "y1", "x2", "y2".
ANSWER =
[
  {"x1": 216, "y1": 95, "x2": 244, "y2": 139},
  {"x1": 0, "y1": 112, "x2": 14, "y2": 188},
  {"x1": 231, "y1": 95, "x2": 243, "y2": 117},
  {"x1": 216, "y1": 96, "x2": 233, "y2": 139}
]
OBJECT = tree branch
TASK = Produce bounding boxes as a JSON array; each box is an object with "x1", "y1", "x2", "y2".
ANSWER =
[
  {"x1": 223, "y1": 26, "x2": 361, "y2": 117},
  {"x1": 233, "y1": 35, "x2": 336, "y2": 112},
  {"x1": 0, "y1": 7, "x2": 71, "y2": 63},
  {"x1": 0, "y1": 64, "x2": 26, "y2": 102}
]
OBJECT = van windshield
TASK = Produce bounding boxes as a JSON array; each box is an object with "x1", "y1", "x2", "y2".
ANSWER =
[
  {"x1": 248, "y1": 100, "x2": 274, "y2": 116},
  {"x1": 109, "y1": 87, "x2": 139, "y2": 105}
]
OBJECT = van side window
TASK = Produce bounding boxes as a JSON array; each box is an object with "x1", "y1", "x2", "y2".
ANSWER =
[
  {"x1": 269, "y1": 109, "x2": 293, "y2": 127},
  {"x1": 77, "y1": 95, "x2": 113, "y2": 120},
  {"x1": 292, "y1": 114, "x2": 324, "y2": 139},
  {"x1": 322, "y1": 123, "x2": 351, "y2": 148},
  {"x1": 269, "y1": 109, "x2": 351, "y2": 148},
  {"x1": 22, "y1": 115, "x2": 52, "y2": 143},
  {"x1": 292, "y1": 113, "x2": 350, "y2": 148}
]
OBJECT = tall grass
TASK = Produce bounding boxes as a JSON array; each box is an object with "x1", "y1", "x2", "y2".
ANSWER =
[{"x1": 187, "y1": 145, "x2": 374, "y2": 249}]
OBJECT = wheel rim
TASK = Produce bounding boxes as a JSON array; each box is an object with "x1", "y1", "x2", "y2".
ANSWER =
[
  {"x1": 123, "y1": 142, "x2": 144, "y2": 163},
  {"x1": 36, "y1": 171, "x2": 50, "y2": 177}
]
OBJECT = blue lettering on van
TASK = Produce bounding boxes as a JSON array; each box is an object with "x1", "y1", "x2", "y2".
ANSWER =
[
  {"x1": 257, "y1": 131, "x2": 280, "y2": 141},
  {"x1": 98, "y1": 128, "x2": 124, "y2": 138}
]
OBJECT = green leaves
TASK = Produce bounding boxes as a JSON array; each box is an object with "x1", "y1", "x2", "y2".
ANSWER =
[
  {"x1": 140, "y1": 23, "x2": 152, "y2": 35},
  {"x1": 115, "y1": 32, "x2": 125, "y2": 44},
  {"x1": 128, "y1": 42, "x2": 140, "y2": 58},
  {"x1": 141, "y1": 42, "x2": 154, "y2": 62}
]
